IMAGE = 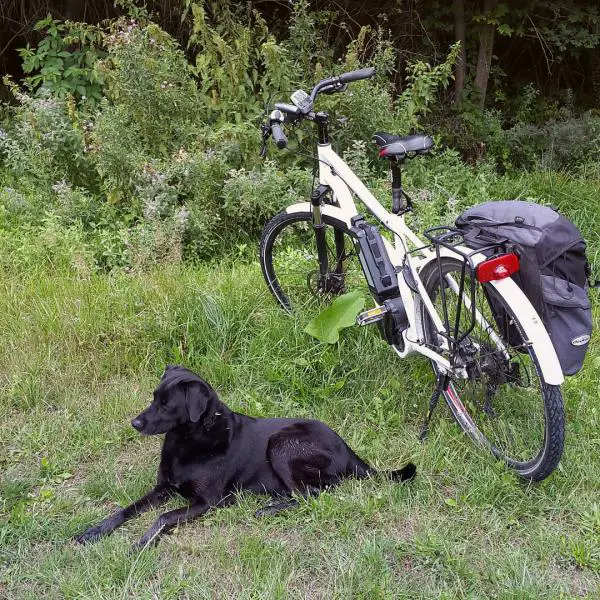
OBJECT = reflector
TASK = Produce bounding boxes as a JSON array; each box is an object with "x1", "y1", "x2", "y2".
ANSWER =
[{"x1": 476, "y1": 253, "x2": 520, "y2": 283}]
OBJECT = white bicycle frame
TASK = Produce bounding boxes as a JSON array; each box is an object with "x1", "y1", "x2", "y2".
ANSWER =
[{"x1": 285, "y1": 142, "x2": 564, "y2": 386}]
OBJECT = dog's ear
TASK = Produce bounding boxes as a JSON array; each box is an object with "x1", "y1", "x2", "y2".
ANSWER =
[
  {"x1": 185, "y1": 382, "x2": 208, "y2": 423},
  {"x1": 161, "y1": 364, "x2": 179, "y2": 380}
]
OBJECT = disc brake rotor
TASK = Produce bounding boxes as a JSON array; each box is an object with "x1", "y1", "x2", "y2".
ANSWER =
[{"x1": 307, "y1": 270, "x2": 346, "y2": 297}]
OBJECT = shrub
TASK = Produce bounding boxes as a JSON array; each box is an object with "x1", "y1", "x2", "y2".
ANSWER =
[
  {"x1": 0, "y1": 91, "x2": 97, "y2": 191},
  {"x1": 185, "y1": 0, "x2": 293, "y2": 124},
  {"x1": 18, "y1": 16, "x2": 105, "y2": 105},
  {"x1": 91, "y1": 19, "x2": 205, "y2": 200},
  {"x1": 131, "y1": 147, "x2": 227, "y2": 260},
  {"x1": 99, "y1": 19, "x2": 202, "y2": 154},
  {"x1": 125, "y1": 211, "x2": 186, "y2": 272},
  {"x1": 503, "y1": 114, "x2": 600, "y2": 171},
  {"x1": 0, "y1": 7, "x2": 501, "y2": 273},
  {"x1": 429, "y1": 94, "x2": 600, "y2": 172},
  {"x1": 221, "y1": 160, "x2": 312, "y2": 234}
]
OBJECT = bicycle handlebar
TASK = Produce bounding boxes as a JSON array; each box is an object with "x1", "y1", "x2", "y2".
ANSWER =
[
  {"x1": 338, "y1": 67, "x2": 376, "y2": 84},
  {"x1": 271, "y1": 122, "x2": 288, "y2": 149},
  {"x1": 265, "y1": 68, "x2": 376, "y2": 152},
  {"x1": 268, "y1": 109, "x2": 288, "y2": 149},
  {"x1": 309, "y1": 67, "x2": 376, "y2": 101}
]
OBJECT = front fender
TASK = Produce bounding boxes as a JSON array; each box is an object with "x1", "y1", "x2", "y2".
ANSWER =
[{"x1": 285, "y1": 202, "x2": 355, "y2": 229}]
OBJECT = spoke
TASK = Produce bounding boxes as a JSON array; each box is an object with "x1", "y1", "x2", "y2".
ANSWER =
[
  {"x1": 269, "y1": 218, "x2": 364, "y2": 317},
  {"x1": 428, "y1": 262, "x2": 547, "y2": 465}
]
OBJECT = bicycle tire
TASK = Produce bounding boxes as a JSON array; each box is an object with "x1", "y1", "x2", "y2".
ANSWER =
[
  {"x1": 260, "y1": 210, "x2": 364, "y2": 314},
  {"x1": 419, "y1": 257, "x2": 565, "y2": 481}
]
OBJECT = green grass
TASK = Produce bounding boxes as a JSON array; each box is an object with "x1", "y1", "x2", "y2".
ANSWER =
[{"x1": 0, "y1": 257, "x2": 599, "y2": 599}]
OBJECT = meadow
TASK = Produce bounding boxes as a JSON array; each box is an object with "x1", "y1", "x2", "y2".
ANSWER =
[{"x1": 1, "y1": 170, "x2": 599, "y2": 598}]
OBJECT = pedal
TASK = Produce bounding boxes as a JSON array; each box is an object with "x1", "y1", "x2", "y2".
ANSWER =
[{"x1": 356, "y1": 305, "x2": 388, "y2": 326}]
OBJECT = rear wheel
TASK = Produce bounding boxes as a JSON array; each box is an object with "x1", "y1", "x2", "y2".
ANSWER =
[
  {"x1": 420, "y1": 257, "x2": 565, "y2": 481},
  {"x1": 260, "y1": 210, "x2": 365, "y2": 316}
]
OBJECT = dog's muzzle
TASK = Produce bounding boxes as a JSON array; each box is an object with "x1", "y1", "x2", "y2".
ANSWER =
[{"x1": 131, "y1": 416, "x2": 145, "y2": 431}]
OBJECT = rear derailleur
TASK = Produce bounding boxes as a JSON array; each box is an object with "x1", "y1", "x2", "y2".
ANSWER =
[{"x1": 454, "y1": 341, "x2": 521, "y2": 416}]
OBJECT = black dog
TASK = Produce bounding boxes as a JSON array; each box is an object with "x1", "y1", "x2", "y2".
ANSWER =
[{"x1": 75, "y1": 366, "x2": 416, "y2": 548}]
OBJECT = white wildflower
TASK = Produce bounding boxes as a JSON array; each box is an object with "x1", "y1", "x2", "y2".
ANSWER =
[
  {"x1": 52, "y1": 180, "x2": 71, "y2": 195},
  {"x1": 175, "y1": 207, "x2": 190, "y2": 229}
]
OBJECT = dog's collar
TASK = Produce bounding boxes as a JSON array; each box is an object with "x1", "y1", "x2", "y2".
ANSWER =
[{"x1": 203, "y1": 411, "x2": 222, "y2": 431}]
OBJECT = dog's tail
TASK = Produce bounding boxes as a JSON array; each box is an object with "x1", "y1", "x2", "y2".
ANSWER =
[
  {"x1": 352, "y1": 459, "x2": 417, "y2": 482},
  {"x1": 386, "y1": 462, "x2": 417, "y2": 482}
]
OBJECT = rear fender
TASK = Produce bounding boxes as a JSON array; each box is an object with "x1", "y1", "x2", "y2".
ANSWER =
[{"x1": 418, "y1": 247, "x2": 564, "y2": 386}]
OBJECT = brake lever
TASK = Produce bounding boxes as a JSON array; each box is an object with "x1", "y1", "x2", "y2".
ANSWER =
[{"x1": 321, "y1": 82, "x2": 348, "y2": 95}]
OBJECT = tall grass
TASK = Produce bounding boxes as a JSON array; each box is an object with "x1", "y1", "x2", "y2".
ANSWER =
[{"x1": 0, "y1": 243, "x2": 598, "y2": 597}]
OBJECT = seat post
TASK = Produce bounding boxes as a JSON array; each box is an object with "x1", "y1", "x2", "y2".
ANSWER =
[{"x1": 390, "y1": 160, "x2": 405, "y2": 214}]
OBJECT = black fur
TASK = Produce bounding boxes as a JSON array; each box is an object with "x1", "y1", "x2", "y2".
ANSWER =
[{"x1": 75, "y1": 365, "x2": 416, "y2": 548}]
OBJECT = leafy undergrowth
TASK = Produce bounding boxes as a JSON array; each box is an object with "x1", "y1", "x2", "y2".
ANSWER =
[{"x1": 0, "y1": 260, "x2": 598, "y2": 599}]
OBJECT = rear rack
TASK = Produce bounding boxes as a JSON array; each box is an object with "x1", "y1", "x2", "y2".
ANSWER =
[{"x1": 422, "y1": 226, "x2": 507, "y2": 359}]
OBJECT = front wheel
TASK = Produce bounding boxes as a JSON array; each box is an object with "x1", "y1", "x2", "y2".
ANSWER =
[
  {"x1": 419, "y1": 257, "x2": 565, "y2": 481},
  {"x1": 260, "y1": 210, "x2": 365, "y2": 316}
]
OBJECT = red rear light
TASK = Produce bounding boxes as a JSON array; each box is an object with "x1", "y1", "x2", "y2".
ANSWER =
[{"x1": 476, "y1": 253, "x2": 519, "y2": 283}]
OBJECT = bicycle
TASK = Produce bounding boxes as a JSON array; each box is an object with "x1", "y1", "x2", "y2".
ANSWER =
[{"x1": 259, "y1": 67, "x2": 565, "y2": 482}]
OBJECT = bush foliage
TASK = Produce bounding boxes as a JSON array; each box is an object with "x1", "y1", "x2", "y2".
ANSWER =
[
  {"x1": 0, "y1": 3, "x2": 463, "y2": 271},
  {"x1": 0, "y1": 2, "x2": 598, "y2": 273}
]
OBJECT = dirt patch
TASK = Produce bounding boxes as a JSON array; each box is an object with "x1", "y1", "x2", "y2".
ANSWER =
[{"x1": 546, "y1": 559, "x2": 600, "y2": 597}]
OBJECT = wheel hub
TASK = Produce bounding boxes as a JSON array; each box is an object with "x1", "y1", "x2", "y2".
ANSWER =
[{"x1": 307, "y1": 270, "x2": 346, "y2": 296}]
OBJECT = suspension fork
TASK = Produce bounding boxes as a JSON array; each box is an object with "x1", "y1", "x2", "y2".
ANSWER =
[
  {"x1": 333, "y1": 228, "x2": 346, "y2": 273},
  {"x1": 311, "y1": 185, "x2": 331, "y2": 278}
]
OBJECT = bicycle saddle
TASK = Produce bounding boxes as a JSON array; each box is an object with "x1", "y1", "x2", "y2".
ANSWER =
[{"x1": 373, "y1": 132, "x2": 434, "y2": 159}]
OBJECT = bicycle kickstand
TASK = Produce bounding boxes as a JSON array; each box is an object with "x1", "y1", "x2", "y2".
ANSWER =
[{"x1": 419, "y1": 373, "x2": 450, "y2": 442}]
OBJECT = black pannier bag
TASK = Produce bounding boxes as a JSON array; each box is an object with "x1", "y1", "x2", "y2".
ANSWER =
[{"x1": 455, "y1": 200, "x2": 593, "y2": 376}]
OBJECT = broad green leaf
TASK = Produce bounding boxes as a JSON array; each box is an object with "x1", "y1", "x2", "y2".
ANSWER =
[{"x1": 304, "y1": 291, "x2": 365, "y2": 344}]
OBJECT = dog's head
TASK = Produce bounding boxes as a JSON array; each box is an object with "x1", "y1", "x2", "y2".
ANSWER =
[{"x1": 131, "y1": 366, "x2": 219, "y2": 435}]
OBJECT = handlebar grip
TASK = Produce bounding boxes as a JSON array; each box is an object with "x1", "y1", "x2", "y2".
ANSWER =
[
  {"x1": 338, "y1": 67, "x2": 376, "y2": 84},
  {"x1": 271, "y1": 122, "x2": 288, "y2": 149}
]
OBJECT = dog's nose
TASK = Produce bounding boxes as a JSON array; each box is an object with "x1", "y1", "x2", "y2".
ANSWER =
[{"x1": 131, "y1": 417, "x2": 144, "y2": 431}]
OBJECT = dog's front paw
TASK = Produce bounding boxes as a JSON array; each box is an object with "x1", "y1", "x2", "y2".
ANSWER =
[
  {"x1": 132, "y1": 526, "x2": 163, "y2": 551},
  {"x1": 131, "y1": 534, "x2": 158, "y2": 551},
  {"x1": 74, "y1": 525, "x2": 104, "y2": 544},
  {"x1": 74, "y1": 521, "x2": 113, "y2": 544}
]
